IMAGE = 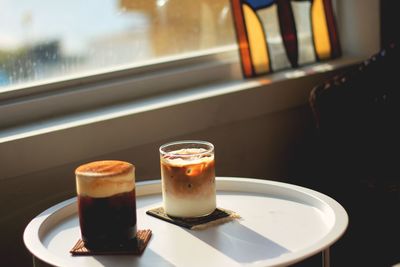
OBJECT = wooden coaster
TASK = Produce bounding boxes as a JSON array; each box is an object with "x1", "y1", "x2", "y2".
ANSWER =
[
  {"x1": 70, "y1": 229, "x2": 152, "y2": 256},
  {"x1": 146, "y1": 207, "x2": 240, "y2": 230}
]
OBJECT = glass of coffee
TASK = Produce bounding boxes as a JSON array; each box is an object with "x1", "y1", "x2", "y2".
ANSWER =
[
  {"x1": 159, "y1": 140, "x2": 216, "y2": 218},
  {"x1": 75, "y1": 160, "x2": 137, "y2": 249}
]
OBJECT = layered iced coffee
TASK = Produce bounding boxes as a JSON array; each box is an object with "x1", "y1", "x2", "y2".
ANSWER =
[
  {"x1": 75, "y1": 160, "x2": 136, "y2": 249},
  {"x1": 160, "y1": 141, "x2": 216, "y2": 217}
]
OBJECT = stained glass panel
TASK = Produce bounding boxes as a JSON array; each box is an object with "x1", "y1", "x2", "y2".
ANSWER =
[{"x1": 230, "y1": 0, "x2": 340, "y2": 77}]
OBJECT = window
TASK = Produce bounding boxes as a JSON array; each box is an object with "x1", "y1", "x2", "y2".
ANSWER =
[
  {"x1": 0, "y1": 0, "x2": 380, "y2": 130},
  {"x1": 0, "y1": 0, "x2": 246, "y2": 129},
  {"x1": 0, "y1": 0, "x2": 235, "y2": 89}
]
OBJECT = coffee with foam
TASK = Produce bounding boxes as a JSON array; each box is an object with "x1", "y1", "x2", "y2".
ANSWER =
[{"x1": 75, "y1": 160, "x2": 137, "y2": 249}]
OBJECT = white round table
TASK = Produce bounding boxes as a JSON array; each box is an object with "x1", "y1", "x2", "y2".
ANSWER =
[{"x1": 24, "y1": 177, "x2": 348, "y2": 267}]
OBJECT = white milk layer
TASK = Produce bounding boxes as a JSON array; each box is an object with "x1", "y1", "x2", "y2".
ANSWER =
[{"x1": 162, "y1": 187, "x2": 216, "y2": 217}]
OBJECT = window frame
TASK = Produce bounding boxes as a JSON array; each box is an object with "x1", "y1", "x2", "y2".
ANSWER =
[{"x1": 0, "y1": 45, "x2": 240, "y2": 129}]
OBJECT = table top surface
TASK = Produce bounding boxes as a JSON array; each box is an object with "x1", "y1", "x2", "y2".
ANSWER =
[{"x1": 24, "y1": 177, "x2": 348, "y2": 267}]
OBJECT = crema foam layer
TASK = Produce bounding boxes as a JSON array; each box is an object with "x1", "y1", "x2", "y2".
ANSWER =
[{"x1": 75, "y1": 160, "x2": 135, "y2": 198}]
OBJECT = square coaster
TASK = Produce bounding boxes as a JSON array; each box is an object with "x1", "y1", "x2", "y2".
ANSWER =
[
  {"x1": 146, "y1": 207, "x2": 240, "y2": 230},
  {"x1": 70, "y1": 229, "x2": 152, "y2": 256}
]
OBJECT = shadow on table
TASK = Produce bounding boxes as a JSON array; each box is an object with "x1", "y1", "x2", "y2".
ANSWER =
[
  {"x1": 186, "y1": 221, "x2": 290, "y2": 264},
  {"x1": 92, "y1": 248, "x2": 175, "y2": 267}
]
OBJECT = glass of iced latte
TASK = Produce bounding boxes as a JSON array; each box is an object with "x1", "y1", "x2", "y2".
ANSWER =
[
  {"x1": 159, "y1": 140, "x2": 216, "y2": 218},
  {"x1": 75, "y1": 160, "x2": 137, "y2": 249}
]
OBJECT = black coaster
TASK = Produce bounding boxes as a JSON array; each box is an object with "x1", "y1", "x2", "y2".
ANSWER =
[
  {"x1": 70, "y1": 229, "x2": 152, "y2": 256},
  {"x1": 146, "y1": 207, "x2": 238, "y2": 229}
]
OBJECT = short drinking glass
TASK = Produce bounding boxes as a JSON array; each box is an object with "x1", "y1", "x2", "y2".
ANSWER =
[
  {"x1": 75, "y1": 160, "x2": 137, "y2": 249},
  {"x1": 159, "y1": 140, "x2": 216, "y2": 218}
]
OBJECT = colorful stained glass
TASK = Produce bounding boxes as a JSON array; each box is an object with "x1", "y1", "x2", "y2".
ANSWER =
[
  {"x1": 230, "y1": 0, "x2": 341, "y2": 78},
  {"x1": 243, "y1": 4, "x2": 271, "y2": 74}
]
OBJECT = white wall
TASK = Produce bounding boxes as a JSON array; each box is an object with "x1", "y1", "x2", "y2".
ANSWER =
[{"x1": 336, "y1": 0, "x2": 380, "y2": 57}]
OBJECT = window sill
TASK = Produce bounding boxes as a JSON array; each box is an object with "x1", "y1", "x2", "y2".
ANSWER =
[{"x1": 0, "y1": 57, "x2": 361, "y2": 180}]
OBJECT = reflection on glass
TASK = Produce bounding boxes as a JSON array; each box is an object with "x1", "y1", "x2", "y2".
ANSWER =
[{"x1": 0, "y1": 0, "x2": 235, "y2": 89}]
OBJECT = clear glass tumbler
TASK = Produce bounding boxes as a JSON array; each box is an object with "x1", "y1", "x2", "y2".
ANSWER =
[
  {"x1": 75, "y1": 160, "x2": 137, "y2": 249},
  {"x1": 159, "y1": 140, "x2": 216, "y2": 218}
]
